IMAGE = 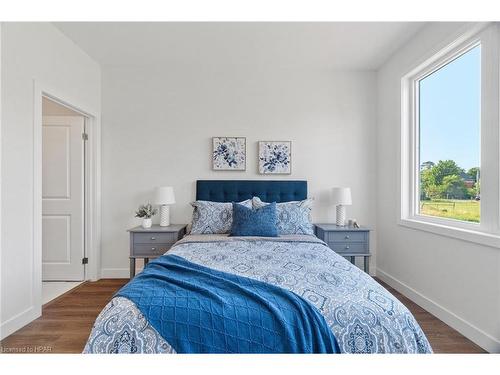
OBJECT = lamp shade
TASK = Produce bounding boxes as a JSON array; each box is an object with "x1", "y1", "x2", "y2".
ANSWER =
[
  {"x1": 155, "y1": 186, "x2": 176, "y2": 205},
  {"x1": 331, "y1": 187, "x2": 352, "y2": 205}
]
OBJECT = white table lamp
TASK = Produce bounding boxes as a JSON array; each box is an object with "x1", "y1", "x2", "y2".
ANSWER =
[
  {"x1": 155, "y1": 186, "x2": 175, "y2": 227},
  {"x1": 331, "y1": 187, "x2": 352, "y2": 226}
]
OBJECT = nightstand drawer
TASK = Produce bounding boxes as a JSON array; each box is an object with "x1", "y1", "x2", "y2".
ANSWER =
[
  {"x1": 328, "y1": 241, "x2": 367, "y2": 254},
  {"x1": 132, "y1": 243, "x2": 174, "y2": 256},
  {"x1": 133, "y1": 233, "x2": 178, "y2": 244},
  {"x1": 128, "y1": 225, "x2": 187, "y2": 278},
  {"x1": 326, "y1": 231, "x2": 367, "y2": 243}
]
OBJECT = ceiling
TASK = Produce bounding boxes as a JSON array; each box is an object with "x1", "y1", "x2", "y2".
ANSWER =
[{"x1": 54, "y1": 22, "x2": 425, "y2": 70}]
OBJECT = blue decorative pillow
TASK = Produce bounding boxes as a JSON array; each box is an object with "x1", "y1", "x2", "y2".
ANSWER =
[
  {"x1": 252, "y1": 197, "x2": 314, "y2": 235},
  {"x1": 230, "y1": 202, "x2": 278, "y2": 237},
  {"x1": 190, "y1": 199, "x2": 252, "y2": 234}
]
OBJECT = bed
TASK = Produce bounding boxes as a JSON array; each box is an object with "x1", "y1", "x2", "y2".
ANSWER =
[{"x1": 83, "y1": 180, "x2": 432, "y2": 354}]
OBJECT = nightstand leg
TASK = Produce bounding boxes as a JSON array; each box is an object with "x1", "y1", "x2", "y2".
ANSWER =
[
  {"x1": 130, "y1": 258, "x2": 136, "y2": 278},
  {"x1": 364, "y1": 257, "x2": 369, "y2": 274},
  {"x1": 144, "y1": 258, "x2": 149, "y2": 266},
  {"x1": 350, "y1": 256, "x2": 355, "y2": 265}
]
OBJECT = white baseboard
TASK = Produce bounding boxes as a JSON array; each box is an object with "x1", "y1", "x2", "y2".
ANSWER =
[
  {"x1": 100, "y1": 267, "x2": 142, "y2": 278},
  {"x1": 376, "y1": 268, "x2": 500, "y2": 353},
  {"x1": 0, "y1": 306, "x2": 40, "y2": 340}
]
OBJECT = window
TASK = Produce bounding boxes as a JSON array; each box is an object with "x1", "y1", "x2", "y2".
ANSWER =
[
  {"x1": 401, "y1": 24, "x2": 500, "y2": 246},
  {"x1": 418, "y1": 45, "x2": 481, "y2": 223}
]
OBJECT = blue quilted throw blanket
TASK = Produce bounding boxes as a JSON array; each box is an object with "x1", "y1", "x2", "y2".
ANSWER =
[{"x1": 116, "y1": 254, "x2": 339, "y2": 353}]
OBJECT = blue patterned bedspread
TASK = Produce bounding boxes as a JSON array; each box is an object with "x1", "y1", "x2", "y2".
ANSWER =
[
  {"x1": 114, "y1": 254, "x2": 339, "y2": 353},
  {"x1": 84, "y1": 235, "x2": 432, "y2": 354}
]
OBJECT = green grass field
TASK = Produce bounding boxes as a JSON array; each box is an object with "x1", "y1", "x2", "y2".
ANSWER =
[{"x1": 420, "y1": 199, "x2": 480, "y2": 223}]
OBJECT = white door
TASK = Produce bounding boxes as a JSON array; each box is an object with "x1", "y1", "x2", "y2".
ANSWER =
[{"x1": 42, "y1": 116, "x2": 85, "y2": 281}]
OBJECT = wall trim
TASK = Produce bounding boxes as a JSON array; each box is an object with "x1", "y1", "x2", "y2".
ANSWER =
[
  {"x1": 100, "y1": 268, "x2": 129, "y2": 278},
  {"x1": 376, "y1": 268, "x2": 500, "y2": 353},
  {"x1": 101, "y1": 267, "x2": 142, "y2": 279},
  {"x1": 0, "y1": 307, "x2": 38, "y2": 340}
]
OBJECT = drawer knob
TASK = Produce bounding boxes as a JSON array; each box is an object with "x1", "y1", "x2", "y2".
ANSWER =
[
  {"x1": 151, "y1": 237, "x2": 156, "y2": 240},
  {"x1": 345, "y1": 235, "x2": 350, "y2": 239},
  {"x1": 151, "y1": 247, "x2": 156, "y2": 251},
  {"x1": 345, "y1": 245, "x2": 350, "y2": 249}
]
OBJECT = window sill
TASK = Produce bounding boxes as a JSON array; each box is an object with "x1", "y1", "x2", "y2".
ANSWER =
[{"x1": 399, "y1": 217, "x2": 500, "y2": 249}]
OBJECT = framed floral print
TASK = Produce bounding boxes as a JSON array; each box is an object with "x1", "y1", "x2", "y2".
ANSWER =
[
  {"x1": 258, "y1": 141, "x2": 292, "y2": 174},
  {"x1": 212, "y1": 137, "x2": 246, "y2": 171}
]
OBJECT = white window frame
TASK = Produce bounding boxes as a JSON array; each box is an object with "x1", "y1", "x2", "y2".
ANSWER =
[{"x1": 400, "y1": 23, "x2": 500, "y2": 248}]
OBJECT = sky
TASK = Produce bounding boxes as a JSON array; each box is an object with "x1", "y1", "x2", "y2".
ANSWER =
[{"x1": 419, "y1": 45, "x2": 481, "y2": 171}]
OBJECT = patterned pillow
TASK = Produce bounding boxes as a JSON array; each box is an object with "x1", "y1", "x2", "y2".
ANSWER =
[
  {"x1": 190, "y1": 199, "x2": 252, "y2": 234},
  {"x1": 230, "y1": 202, "x2": 278, "y2": 237},
  {"x1": 252, "y1": 197, "x2": 314, "y2": 235}
]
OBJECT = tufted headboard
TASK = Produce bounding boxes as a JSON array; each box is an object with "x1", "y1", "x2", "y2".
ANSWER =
[{"x1": 196, "y1": 180, "x2": 307, "y2": 203}]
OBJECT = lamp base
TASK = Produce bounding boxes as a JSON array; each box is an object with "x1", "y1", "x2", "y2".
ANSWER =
[
  {"x1": 159, "y1": 205, "x2": 170, "y2": 227},
  {"x1": 336, "y1": 205, "x2": 346, "y2": 226}
]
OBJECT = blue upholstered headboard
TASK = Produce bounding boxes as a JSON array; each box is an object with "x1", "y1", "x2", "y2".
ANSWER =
[{"x1": 196, "y1": 180, "x2": 307, "y2": 203}]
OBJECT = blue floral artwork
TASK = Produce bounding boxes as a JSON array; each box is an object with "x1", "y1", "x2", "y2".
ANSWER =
[
  {"x1": 259, "y1": 141, "x2": 291, "y2": 174},
  {"x1": 212, "y1": 137, "x2": 246, "y2": 170}
]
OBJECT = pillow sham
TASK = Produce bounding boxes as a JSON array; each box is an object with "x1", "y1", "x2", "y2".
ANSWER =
[
  {"x1": 190, "y1": 199, "x2": 252, "y2": 234},
  {"x1": 252, "y1": 197, "x2": 314, "y2": 235},
  {"x1": 230, "y1": 202, "x2": 278, "y2": 237}
]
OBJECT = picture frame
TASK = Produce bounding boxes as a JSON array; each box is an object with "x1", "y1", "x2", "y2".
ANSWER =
[
  {"x1": 212, "y1": 137, "x2": 246, "y2": 171},
  {"x1": 258, "y1": 141, "x2": 292, "y2": 174}
]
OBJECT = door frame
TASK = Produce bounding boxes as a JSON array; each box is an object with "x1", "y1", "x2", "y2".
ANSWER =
[{"x1": 33, "y1": 80, "x2": 101, "y2": 315}]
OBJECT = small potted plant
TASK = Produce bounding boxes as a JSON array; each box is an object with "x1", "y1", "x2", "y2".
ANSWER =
[{"x1": 135, "y1": 203, "x2": 158, "y2": 228}]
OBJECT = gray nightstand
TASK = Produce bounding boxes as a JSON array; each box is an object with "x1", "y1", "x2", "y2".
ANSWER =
[
  {"x1": 128, "y1": 224, "x2": 187, "y2": 278},
  {"x1": 314, "y1": 224, "x2": 371, "y2": 273}
]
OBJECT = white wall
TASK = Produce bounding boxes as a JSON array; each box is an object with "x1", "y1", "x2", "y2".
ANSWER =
[
  {"x1": 0, "y1": 23, "x2": 101, "y2": 339},
  {"x1": 101, "y1": 66, "x2": 377, "y2": 277},
  {"x1": 377, "y1": 22, "x2": 500, "y2": 352}
]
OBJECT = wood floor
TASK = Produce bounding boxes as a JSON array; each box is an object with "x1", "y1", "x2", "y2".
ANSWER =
[
  {"x1": 0, "y1": 278, "x2": 486, "y2": 353},
  {"x1": 0, "y1": 279, "x2": 126, "y2": 353},
  {"x1": 377, "y1": 279, "x2": 485, "y2": 353}
]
